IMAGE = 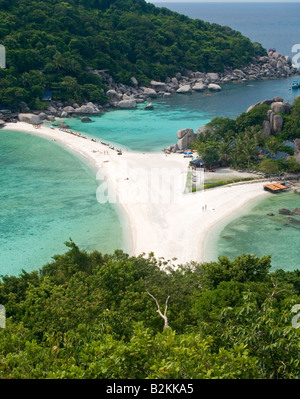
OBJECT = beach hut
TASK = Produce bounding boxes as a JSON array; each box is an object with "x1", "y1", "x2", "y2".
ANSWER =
[{"x1": 263, "y1": 183, "x2": 287, "y2": 193}]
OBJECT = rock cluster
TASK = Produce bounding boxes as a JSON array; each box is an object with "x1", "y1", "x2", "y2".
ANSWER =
[
  {"x1": 247, "y1": 97, "x2": 292, "y2": 138},
  {"x1": 279, "y1": 208, "x2": 300, "y2": 216},
  {"x1": 164, "y1": 128, "x2": 196, "y2": 153},
  {"x1": 165, "y1": 95, "x2": 300, "y2": 154},
  {"x1": 88, "y1": 51, "x2": 299, "y2": 111},
  {"x1": 1, "y1": 51, "x2": 299, "y2": 126},
  {"x1": 295, "y1": 139, "x2": 300, "y2": 162}
]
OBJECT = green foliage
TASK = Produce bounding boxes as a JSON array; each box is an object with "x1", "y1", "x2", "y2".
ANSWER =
[
  {"x1": 204, "y1": 177, "x2": 255, "y2": 190},
  {"x1": 0, "y1": 245, "x2": 300, "y2": 379},
  {"x1": 259, "y1": 159, "x2": 280, "y2": 175},
  {"x1": 201, "y1": 145, "x2": 220, "y2": 169},
  {"x1": 236, "y1": 105, "x2": 270, "y2": 132},
  {"x1": 191, "y1": 100, "x2": 300, "y2": 172},
  {"x1": 0, "y1": 0, "x2": 266, "y2": 107},
  {"x1": 281, "y1": 97, "x2": 300, "y2": 140}
]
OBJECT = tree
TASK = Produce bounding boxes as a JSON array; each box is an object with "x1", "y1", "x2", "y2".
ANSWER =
[
  {"x1": 241, "y1": 130, "x2": 259, "y2": 169},
  {"x1": 147, "y1": 291, "x2": 170, "y2": 330},
  {"x1": 259, "y1": 159, "x2": 279, "y2": 175},
  {"x1": 202, "y1": 145, "x2": 220, "y2": 169},
  {"x1": 265, "y1": 136, "x2": 281, "y2": 157},
  {"x1": 218, "y1": 139, "x2": 233, "y2": 166}
]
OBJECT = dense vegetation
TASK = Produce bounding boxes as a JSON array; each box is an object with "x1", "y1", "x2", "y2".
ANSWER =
[
  {"x1": 191, "y1": 98, "x2": 300, "y2": 173},
  {"x1": 0, "y1": 0, "x2": 265, "y2": 108},
  {"x1": 0, "y1": 241, "x2": 300, "y2": 379}
]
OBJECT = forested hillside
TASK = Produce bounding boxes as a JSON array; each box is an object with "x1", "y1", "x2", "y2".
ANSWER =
[
  {"x1": 191, "y1": 97, "x2": 300, "y2": 173},
  {"x1": 0, "y1": 0, "x2": 265, "y2": 108},
  {"x1": 0, "y1": 242, "x2": 300, "y2": 379}
]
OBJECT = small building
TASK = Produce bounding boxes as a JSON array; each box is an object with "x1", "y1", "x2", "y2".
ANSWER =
[
  {"x1": 264, "y1": 183, "x2": 287, "y2": 193},
  {"x1": 42, "y1": 91, "x2": 52, "y2": 101}
]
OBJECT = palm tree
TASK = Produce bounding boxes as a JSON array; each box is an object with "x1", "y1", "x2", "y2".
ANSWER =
[
  {"x1": 242, "y1": 133, "x2": 259, "y2": 169},
  {"x1": 218, "y1": 139, "x2": 233, "y2": 166},
  {"x1": 231, "y1": 136, "x2": 245, "y2": 169},
  {"x1": 265, "y1": 136, "x2": 281, "y2": 157},
  {"x1": 52, "y1": 52, "x2": 65, "y2": 71}
]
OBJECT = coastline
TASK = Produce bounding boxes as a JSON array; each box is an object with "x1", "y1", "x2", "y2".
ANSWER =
[
  {"x1": 2, "y1": 122, "x2": 271, "y2": 265},
  {"x1": 1, "y1": 52, "x2": 299, "y2": 127},
  {"x1": 202, "y1": 192, "x2": 269, "y2": 263}
]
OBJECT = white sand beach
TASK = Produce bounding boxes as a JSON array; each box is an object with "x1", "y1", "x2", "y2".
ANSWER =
[{"x1": 4, "y1": 122, "x2": 271, "y2": 264}]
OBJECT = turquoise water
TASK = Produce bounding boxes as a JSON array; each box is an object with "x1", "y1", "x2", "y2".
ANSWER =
[
  {"x1": 214, "y1": 192, "x2": 300, "y2": 271},
  {"x1": 0, "y1": 131, "x2": 127, "y2": 276},
  {"x1": 62, "y1": 76, "x2": 300, "y2": 152},
  {"x1": 2, "y1": 75, "x2": 300, "y2": 276}
]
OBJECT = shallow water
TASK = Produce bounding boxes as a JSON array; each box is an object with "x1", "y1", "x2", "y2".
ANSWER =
[
  {"x1": 0, "y1": 131, "x2": 126, "y2": 276},
  {"x1": 2, "y1": 75, "x2": 300, "y2": 276},
  {"x1": 63, "y1": 76, "x2": 300, "y2": 152},
  {"x1": 212, "y1": 191, "x2": 300, "y2": 271}
]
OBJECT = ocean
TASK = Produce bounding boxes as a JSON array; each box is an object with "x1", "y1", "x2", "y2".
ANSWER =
[
  {"x1": 1, "y1": 2, "x2": 300, "y2": 275},
  {"x1": 0, "y1": 131, "x2": 127, "y2": 276},
  {"x1": 62, "y1": 76, "x2": 299, "y2": 152}
]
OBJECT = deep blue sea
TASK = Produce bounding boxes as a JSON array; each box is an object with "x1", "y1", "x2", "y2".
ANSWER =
[
  {"x1": 2, "y1": 2, "x2": 300, "y2": 275},
  {"x1": 153, "y1": 2, "x2": 300, "y2": 59}
]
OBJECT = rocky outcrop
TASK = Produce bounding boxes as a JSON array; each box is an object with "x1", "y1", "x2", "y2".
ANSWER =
[
  {"x1": 63, "y1": 106, "x2": 75, "y2": 114},
  {"x1": 295, "y1": 139, "x2": 300, "y2": 162},
  {"x1": 106, "y1": 89, "x2": 123, "y2": 103},
  {"x1": 118, "y1": 99, "x2": 137, "y2": 109},
  {"x1": 163, "y1": 128, "x2": 196, "y2": 153},
  {"x1": 74, "y1": 103, "x2": 101, "y2": 115},
  {"x1": 208, "y1": 83, "x2": 221, "y2": 91},
  {"x1": 150, "y1": 80, "x2": 167, "y2": 91},
  {"x1": 192, "y1": 82, "x2": 206, "y2": 91},
  {"x1": 8, "y1": 50, "x2": 300, "y2": 126},
  {"x1": 262, "y1": 120, "x2": 271, "y2": 139},
  {"x1": 176, "y1": 128, "x2": 196, "y2": 151},
  {"x1": 248, "y1": 97, "x2": 292, "y2": 136},
  {"x1": 206, "y1": 73, "x2": 219, "y2": 82},
  {"x1": 268, "y1": 111, "x2": 283, "y2": 134},
  {"x1": 81, "y1": 117, "x2": 92, "y2": 122},
  {"x1": 131, "y1": 77, "x2": 138, "y2": 87},
  {"x1": 279, "y1": 209, "x2": 294, "y2": 215},
  {"x1": 18, "y1": 113, "x2": 43, "y2": 125},
  {"x1": 143, "y1": 102, "x2": 153, "y2": 110},
  {"x1": 142, "y1": 87, "x2": 157, "y2": 98},
  {"x1": 279, "y1": 208, "x2": 300, "y2": 216},
  {"x1": 271, "y1": 101, "x2": 292, "y2": 114},
  {"x1": 177, "y1": 85, "x2": 192, "y2": 94}
]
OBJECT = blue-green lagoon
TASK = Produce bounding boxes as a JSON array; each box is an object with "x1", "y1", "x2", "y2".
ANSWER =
[
  {"x1": 205, "y1": 191, "x2": 300, "y2": 271},
  {"x1": 2, "y1": 75, "x2": 300, "y2": 276},
  {"x1": 0, "y1": 130, "x2": 127, "y2": 276},
  {"x1": 59, "y1": 76, "x2": 300, "y2": 152}
]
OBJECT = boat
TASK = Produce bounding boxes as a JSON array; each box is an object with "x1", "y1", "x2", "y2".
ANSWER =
[{"x1": 292, "y1": 80, "x2": 299, "y2": 89}]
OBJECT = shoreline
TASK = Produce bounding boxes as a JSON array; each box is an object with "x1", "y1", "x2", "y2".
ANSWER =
[
  {"x1": 202, "y1": 192, "x2": 269, "y2": 263},
  {"x1": 3, "y1": 122, "x2": 271, "y2": 265},
  {"x1": 1, "y1": 52, "x2": 299, "y2": 126}
]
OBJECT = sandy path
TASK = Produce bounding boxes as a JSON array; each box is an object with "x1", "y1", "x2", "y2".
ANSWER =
[{"x1": 3, "y1": 122, "x2": 270, "y2": 264}]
